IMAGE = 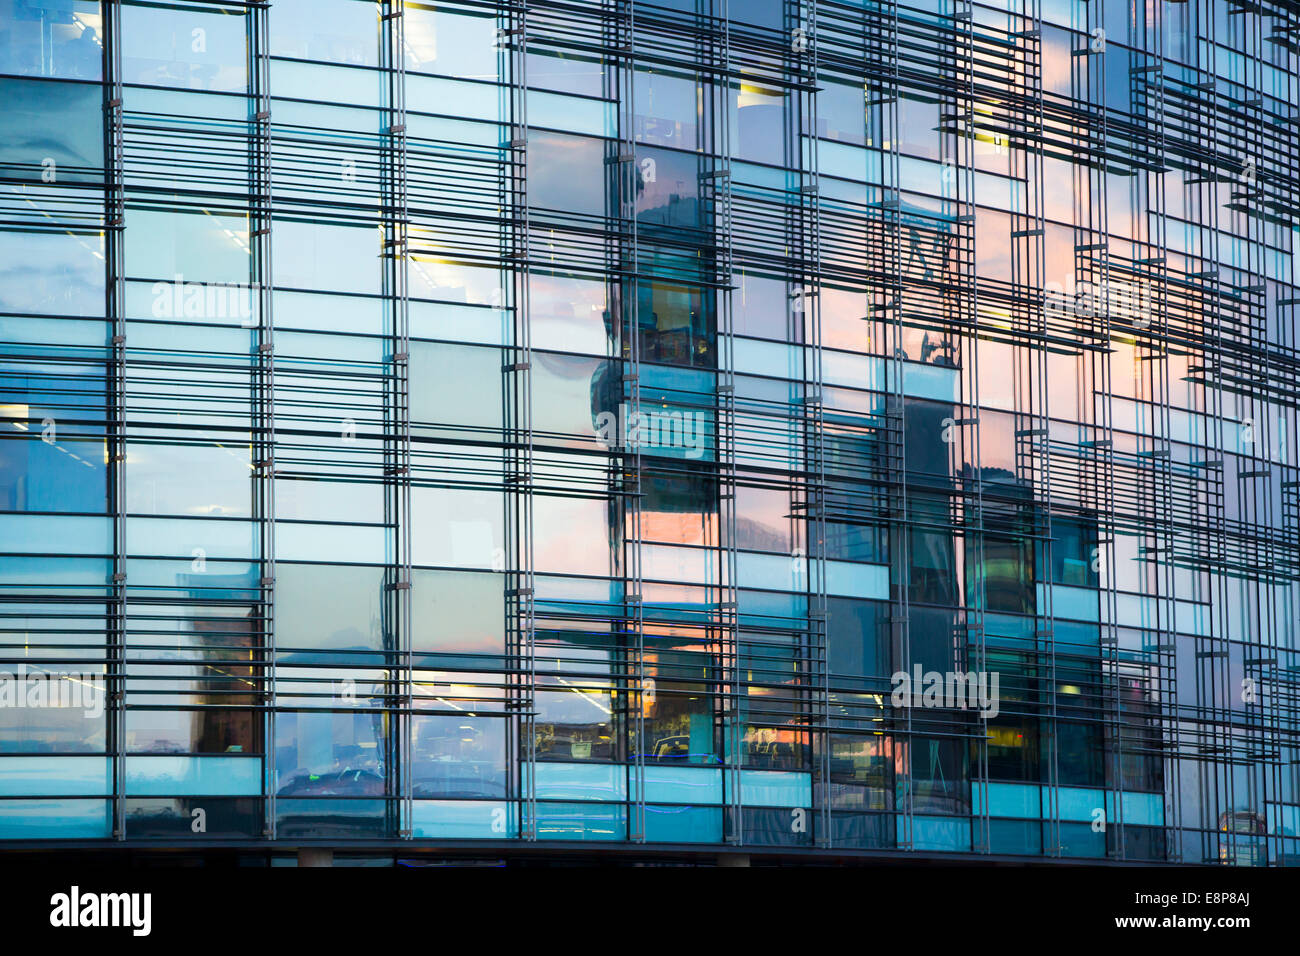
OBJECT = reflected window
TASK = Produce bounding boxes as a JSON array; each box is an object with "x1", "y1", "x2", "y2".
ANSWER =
[
  {"x1": 126, "y1": 708, "x2": 260, "y2": 756},
  {"x1": 980, "y1": 534, "x2": 1035, "y2": 615},
  {"x1": 642, "y1": 466, "x2": 717, "y2": 547},
  {"x1": 275, "y1": 711, "x2": 389, "y2": 796},
  {"x1": 741, "y1": 722, "x2": 808, "y2": 770},
  {"x1": 732, "y1": 81, "x2": 786, "y2": 166},
  {"x1": 122, "y1": 4, "x2": 247, "y2": 92},
  {"x1": 635, "y1": 145, "x2": 706, "y2": 236},
  {"x1": 412, "y1": 714, "x2": 506, "y2": 798},
  {"x1": 270, "y1": 0, "x2": 377, "y2": 66},
  {"x1": 909, "y1": 518, "x2": 959, "y2": 605},
  {"x1": 1055, "y1": 719, "x2": 1103, "y2": 787},
  {"x1": 406, "y1": 4, "x2": 497, "y2": 80},
  {"x1": 276, "y1": 563, "x2": 385, "y2": 653},
  {"x1": 0, "y1": 362, "x2": 107, "y2": 513},
  {"x1": 412, "y1": 569, "x2": 504, "y2": 658},
  {"x1": 0, "y1": 667, "x2": 107, "y2": 753},
  {"x1": 532, "y1": 350, "x2": 607, "y2": 444},
  {"x1": 0, "y1": 429, "x2": 106, "y2": 513},
  {"x1": 897, "y1": 94, "x2": 939, "y2": 160},
  {"x1": 126, "y1": 441, "x2": 250, "y2": 517},
  {"x1": 734, "y1": 485, "x2": 792, "y2": 553},
  {"x1": 817, "y1": 81, "x2": 866, "y2": 146},
  {"x1": 528, "y1": 48, "x2": 603, "y2": 96},
  {"x1": 733, "y1": 272, "x2": 788, "y2": 341},
  {"x1": 530, "y1": 273, "x2": 611, "y2": 355},
  {"x1": 127, "y1": 209, "x2": 249, "y2": 286},
  {"x1": 534, "y1": 683, "x2": 618, "y2": 762},
  {"x1": 829, "y1": 734, "x2": 892, "y2": 810},
  {"x1": 0, "y1": 0, "x2": 102, "y2": 79},
  {"x1": 827, "y1": 598, "x2": 889, "y2": 679},
  {"x1": 903, "y1": 399, "x2": 956, "y2": 480},
  {"x1": 409, "y1": 341, "x2": 503, "y2": 434},
  {"x1": 910, "y1": 736, "x2": 969, "y2": 815},
  {"x1": 529, "y1": 131, "x2": 608, "y2": 218},
  {"x1": 633, "y1": 279, "x2": 715, "y2": 368},
  {"x1": 729, "y1": 0, "x2": 785, "y2": 31},
  {"x1": 0, "y1": 78, "x2": 103, "y2": 176},
  {"x1": 1048, "y1": 517, "x2": 1099, "y2": 587},
  {"x1": 411, "y1": 486, "x2": 504, "y2": 570},
  {"x1": 637, "y1": 680, "x2": 715, "y2": 764},
  {"x1": 635, "y1": 67, "x2": 699, "y2": 149}
]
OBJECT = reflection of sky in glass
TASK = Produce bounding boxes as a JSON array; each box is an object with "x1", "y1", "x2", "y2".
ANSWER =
[{"x1": 0, "y1": 231, "x2": 102, "y2": 317}]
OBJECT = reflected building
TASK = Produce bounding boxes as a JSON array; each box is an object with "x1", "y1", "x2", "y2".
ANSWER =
[{"x1": 0, "y1": 0, "x2": 1298, "y2": 865}]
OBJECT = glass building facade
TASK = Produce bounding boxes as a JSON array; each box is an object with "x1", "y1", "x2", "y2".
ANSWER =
[{"x1": 0, "y1": 0, "x2": 1298, "y2": 865}]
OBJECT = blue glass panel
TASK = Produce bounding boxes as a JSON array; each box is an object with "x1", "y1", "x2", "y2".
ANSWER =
[
  {"x1": 125, "y1": 797, "x2": 261, "y2": 838},
  {"x1": 1107, "y1": 790, "x2": 1165, "y2": 827},
  {"x1": 1058, "y1": 821, "x2": 1107, "y2": 858},
  {"x1": 534, "y1": 802, "x2": 626, "y2": 841},
  {"x1": 825, "y1": 560, "x2": 890, "y2": 600},
  {"x1": 908, "y1": 815, "x2": 972, "y2": 852},
  {"x1": 977, "y1": 782, "x2": 1041, "y2": 818},
  {"x1": 0, "y1": 515, "x2": 112, "y2": 555},
  {"x1": 0, "y1": 756, "x2": 110, "y2": 795},
  {"x1": 125, "y1": 756, "x2": 262, "y2": 796},
  {"x1": 988, "y1": 818, "x2": 1041, "y2": 855},
  {"x1": 0, "y1": 1, "x2": 102, "y2": 79},
  {"x1": 644, "y1": 805, "x2": 722, "y2": 843},
  {"x1": 0, "y1": 230, "x2": 105, "y2": 315},
  {"x1": 1040, "y1": 583, "x2": 1101, "y2": 622},
  {"x1": 122, "y1": 3, "x2": 247, "y2": 92},
  {"x1": 528, "y1": 762, "x2": 627, "y2": 802},
  {"x1": 275, "y1": 799, "x2": 390, "y2": 839},
  {"x1": 412, "y1": 800, "x2": 516, "y2": 839},
  {"x1": 1056, "y1": 785, "x2": 1106, "y2": 822},
  {"x1": 644, "y1": 766, "x2": 723, "y2": 804},
  {"x1": 739, "y1": 769, "x2": 812, "y2": 808},
  {"x1": 0, "y1": 433, "x2": 107, "y2": 513},
  {"x1": 0, "y1": 798, "x2": 110, "y2": 838}
]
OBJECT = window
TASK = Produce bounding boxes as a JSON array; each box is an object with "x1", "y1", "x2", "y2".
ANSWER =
[
  {"x1": 827, "y1": 598, "x2": 889, "y2": 679},
  {"x1": 528, "y1": 131, "x2": 608, "y2": 218},
  {"x1": 270, "y1": 0, "x2": 377, "y2": 66},
  {"x1": 633, "y1": 278, "x2": 715, "y2": 368},
  {"x1": 276, "y1": 563, "x2": 385, "y2": 653},
  {"x1": 409, "y1": 341, "x2": 502, "y2": 434},
  {"x1": 817, "y1": 81, "x2": 866, "y2": 146},
  {"x1": 412, "y1": 569, "x2": 504, "y2": 657},
  {"x1": 406, "y1": 4, "x2": 497, "y2": 80},
  {"x1": 534, "y1": 683, "x2": 618, "y2": 762},
  {"x1": 528, "y1": 48, "x2": 603, "y2": 96},
  {"x1": 0, "y1": 0, "x2": 102, "y2": 79},
  {"x1": 275, "y1": 711, "x2": 390, "y2": 796},
  {"x1": 1049, "y1": 517, "x2": 1099, "y2": 587},
  {"x1": 126, "y1": 442, "x2": 251, "y2": 518},
  {"x1": 635, "y1": 145, "x2": 707, "y2": 237},
  {"x1": 635, "y1": 67, "x2": 699, "y2": 150},
  {"x1": 412, "y1": 714, "x2": 506, "y2": 797},
  {"x1": 122, "y1": 3, "x2": 247, "y2": 92},
  {"x1": 732, "y1": 81, "x2": 786, "y2": 166},
  {"x1": 0, "y1": 78, "x2": 103, "y2": 176}
]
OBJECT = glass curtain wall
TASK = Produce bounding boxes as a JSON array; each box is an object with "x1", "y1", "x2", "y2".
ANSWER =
[{"x1": 0, "y1": 0, "x2": 1298, "y2": 864}]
